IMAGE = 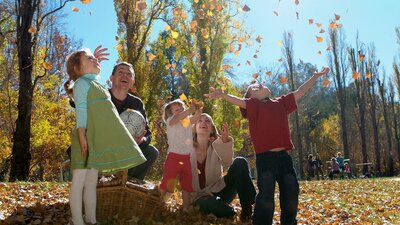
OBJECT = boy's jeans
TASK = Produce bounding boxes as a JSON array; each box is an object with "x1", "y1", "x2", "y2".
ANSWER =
[{"x1": 253, "y1": 151, "x2": 299, "y2": 225}]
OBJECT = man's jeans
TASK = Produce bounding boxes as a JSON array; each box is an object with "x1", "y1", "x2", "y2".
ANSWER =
[
  {"x1": 253, "y1": 151, "x2": 299, "y2": 225},
  {"x1": 128, "y1": 144, "x2": 159, "y2": 180},
  {"x1": 195, "y1": 157, "x2": 256, "y2": 218}
]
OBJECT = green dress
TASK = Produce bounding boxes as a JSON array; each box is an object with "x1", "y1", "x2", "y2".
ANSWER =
[{"x1": 71, "y1": 79, "x2": 146, "y2": 174}]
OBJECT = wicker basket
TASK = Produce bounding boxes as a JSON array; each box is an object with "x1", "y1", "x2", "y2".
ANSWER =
[{"x1": 96, "y1": 175, "x2": 161, "y2": 222}]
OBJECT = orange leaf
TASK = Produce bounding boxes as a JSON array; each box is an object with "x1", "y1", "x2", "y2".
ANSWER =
[
  {"x1": 222, "y1": 64, "x2": 232, "y2": 70},
  {"x1": 316, "y1": 23, "x2": 322, "y2": 28},
  {"x1": 352, "y1": 71, "x2": 360, "y2": 79},
  {"x1": 322, "y1": 78, "x2": 331, "y2": 87},
  {"x1": 165, "y1": 64, "x2": 171, "y2": 70},
  {"x1": 252, "y1": 73, "x2": 259, "y2": 79},
  {"x1": 242, "y1": 4, "x2": 251, "y2": 12},
  {"x1": 81, "y1": 0, "x2": 91, "y2": 4},
  {"x1": 329, "y1": 21, "x2": 338, "y2": 29},
  {"x1": 316, "y1": 36, "x2": 324, "y2": 43},
  {"x1": 308, "y1": 19, "x2": 314, "y2": 24},
  {"x1": 234, "y1": 51, "x2": 240, "y2": 56},
  {"x1": 216, "y1": 5, "x2": 223, "y2": 11},
  {"x1": 280, "y1": 76, "x2": 288, "y2": 84},
  {"x1": 190, "y1": 20, "x2": 198, "y2": 30},
  {"x1": 147, "y1": 52, "x2": 156, "y2": 61},
  {"x1": 366, "y1": 72, "x2": 372, "y2": 78},
  {"x1": 72, "y1": 7, "x2": 79, "y2": 12},
  {"x1": 266, "y1": 71, "x2": 272, "y2": 76},
  {"x1": 28, "y1": 26, "x2": 36, "y2": 33},
  {"x1": 136, "y1": 1, "x2": 147, "y2": 11},
  {"x1": 179, "y1": 93, "x2": 187, "y2": 101},
  {"x1": 358, "y1": 52, "x2": 365, "y2": 62},
  {"x1": 234, "y1": 22, "x2": 241, "y2": 28},
  {"x1": 335, "y1": 14, "x2": 341, "y2": 20},
  {"x1": 273, "y1": 11, "x2": 279, "y2": 16},
  {"x1": 228, "y1": 45, "x2": 234, "y2": 52},
  {"x1": 164, "y1": 25, "x2": 171, "y2": 31},
  {"x1": 238, "y1": 37, "x2": 245, "y2": 43},
  {"x1": 42, "y1": 62, "x2": 52, "y2": 70},
  {"x1": 171, "y1": 63, "x2": 177, "y2": 69}
]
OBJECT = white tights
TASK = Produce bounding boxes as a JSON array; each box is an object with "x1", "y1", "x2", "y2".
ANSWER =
[{"x1": 69, "y1": 169, "x2": 98, "y2": 225}]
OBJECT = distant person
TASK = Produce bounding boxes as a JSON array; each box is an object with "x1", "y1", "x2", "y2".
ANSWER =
[
  {"x1": 336, "y1": 152, "x2": 345, "y2": 179},
  {"x1": 65, "y1": 48, "x2": 146, "y2": 225},
  {"x1": 306, "y1": 154, "x2": 314, "y2": 180},
  {"x1": 159, "y1": 99, "x2": 202, "y2": 211},
  {"x1": 344, "y1": 162, "x2": 351, "y2": 179},
  {"x1": 205, "y1": 67, "x2": 330, "y2": 224},
  {"x1": 329, "y1": 157, "x2": 340, "y2": 180},
  {"x1": 313, "y1": 154, "x2": 324, "y2": 180}
]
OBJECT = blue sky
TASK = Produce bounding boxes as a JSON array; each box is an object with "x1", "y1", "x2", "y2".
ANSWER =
[{"x1": 64, "y1": 0, "x2": 400, "y2": 85}]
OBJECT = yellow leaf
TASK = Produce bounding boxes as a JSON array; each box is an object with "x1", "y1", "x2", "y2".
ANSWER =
[
  {"x1": 164, "y1": 25, "x2": 171, "y2": 31},
  {"x1": 234, "y1": 22, "x2": 241, "y2": 28},
  {"x1": 28, "y1": 26, "x2": 36, "y2": 33},
  {"x1": 165, "y1": 64, "x2": 171, "y2": 70},
  {"x1": 179, "y1": 93, "x2": 187, "y2": 101},
  {"x1": 147, "y1": 52, "x2": 156, "y2": 61},
  {"x1": 81, "y1": 0, "x2": 91, "y2": 4},
  {"x1": 182, "y1": 68, "x2": 187, "y2": 74},
  {"x1": 72, "y1": 7, "x2": 79, "y2": 12},
  {"x1": 171, "y1": 30, "x2": 179, "y2": 39},
  {"x1": 316, "y1": 36, "x2": 324, "y2": 43},
  {"x1": 278, "y1": 40, "x2": 283, "y2": 46},
  {"x1": 194, "y1": 0, "x2": 199, "y2": 3},
  {"x1": 42, "y1": 62, "x2": 52, "y2": 70},
  {"x1": 238, "y1": 37, "x2": 245, "y2": 42},
  {"x1": 201, "y1": 29, "x2": 209, "y2": 39},
  {"x1": 180, "y1": 117, "x2": 191, "y2": 128},
  {"x1": 366, "y1": 72, "x2": 372, "y2": 78},
  {"x1": 308, "y1": 19, "x2": 314, "y2": 24},
  {"x1": 207, "y1": 10, "x2": 213, "y2": 17}
]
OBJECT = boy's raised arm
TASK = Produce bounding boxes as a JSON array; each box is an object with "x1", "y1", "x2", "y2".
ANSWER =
[
  {"x1": 204, "y1": 87, "x2": 246, "y2": 109},
  {"x1": 293, "y1": 67, "x2": 330, "y2": 102}
]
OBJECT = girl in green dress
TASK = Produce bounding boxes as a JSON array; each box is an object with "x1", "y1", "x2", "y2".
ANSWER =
[{"x1": 65, "y1": 48, "x2": 146, "y2": 225}]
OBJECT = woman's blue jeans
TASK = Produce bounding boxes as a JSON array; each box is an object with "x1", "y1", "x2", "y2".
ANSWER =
[
  {"x1": 253, "y1": 151, "x2": 299, "y2": 225},
  {"x1": 195, "y1": 157, "x2": 256, "y2": 218}
]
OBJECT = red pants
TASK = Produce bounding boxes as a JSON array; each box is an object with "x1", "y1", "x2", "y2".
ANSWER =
[{"x1": 160, "y1": 152, "x2": 193, "y2": 193}]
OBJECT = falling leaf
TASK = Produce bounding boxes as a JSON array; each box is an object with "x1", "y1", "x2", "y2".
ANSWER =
[
  {"x1": 326, "y1": 46, "x2": 333, "y2": 51},
  {"x1": 322, "y1": 78, "x2": 331, "y2": 87},
  {"x1": 194, "y1": 0, "x2": 199, "y2": 3},
  {"x1": 366, "y1": 72, "x2": 372, "y2": 78},
  {"x1": 278, "y1": 58, "x2": 283, "y2": 62},
  {"x1": 201, "y1": 29, "x2": 209, "y2": 39},
  {"x1": 182, "y1": 68, "x2": 187, "y2": 74},
  {"x1": 308, "y1": 19, "x2": 314, "y2": 24},
  {"x1": 171, "y1": 30, "x2": 179, "y2": 39},
  {"x1": 252, "y1": 73, "x2": 259, "y2": 79},
  {"x1": 165, "y1": 64, "x2": 171, "y2": 70},
  {"x1": 228, "y1": 45, "x2": 234, "y2": 52},
  {"x1": 280, "y1": 76, "x2": 288, "y2": 84},
  {"x1": 238, "y1": 37, "x2": 245, "y2": 42},
  {"x1": 147, "y1": 52, "x2": 156, "y2": 61},
  {"x1": 317, "y1": 51, "x2": 322, "y2": 55},
  {"x1": 81, "y1": 0, "x2": 91, "y2": 4},
  {"x1": 352, "y1": 71, "x2": 360, "y2": 79},
  {"x1": 242, "y1": 4, "x2": 251, "y2": 12},
  {"x1": 316, "y1": 23, "x2": 322, "y2": 28},
  {"x1": 358, "y1": 51, "x2": 365, "y2": 61},
  {"x1": 234, "y1": 50, "x2": 239, "y2": 56},
  {"x1": 222, "y1": 64, "x2": 232, "y2": 70},
  {"x1": 171, "y1": 63, "x2": 177, "y2": 69},
  {"x1": 266, "y1": 71, "x2": 272, "y2": 76},
  {"x1": 316, "y1": 36, "x2": 324, "y2": 43},
  {"x1": 237, "y1": 63, "x2": 241, "y2": 67},
  {"x1": 278, "y1": 40, "x2": 283, "y2": 46},
  {"x1": 136, "y1": 1, "x2": 147, "y2": 11},
  {"x1": 273, "y1": 11, "x2": 279, "y2": 16},
  {"x1": 42, "y1": 62, "x2": 52, "y2": 70},
  {"x1": 116, "y1": 44, "x2": 123, "y2": 51},
  {"x1": 178, "y1": 161, "x2": 184, "y2": 165},
  {"x1": 319, "y1": 29, "x2": 326, "y2": 33},
  {"x1": 253, "y1": 54, "x2": 258, "y2": 59},
  {"x1": 179, "y1": 93, "x2": 187, "y2": 101},
  {"x1": 234, "y1": 22, "x2": 241, "y2": 28},
  {"x1": 115, "y1": 36, "x2": 119, "y2": 41},
  {"x1": 329, "y1": 21, "x2": 338, "y2": 29},
  {"x1": 216, "y1": 4, "x2": 223, "y2": 11},
  {"x1": 28, "y1": 26, "x2": 36, "y2": 33},
  {"x1": 190, "y1": 20, "x2": 198, "y2": 30},
  {"x1": 335, "y1": 14, "x2": 341, "y2": 20},
  {"x1": 294, "y1": 0, "x2": 300, "y2": 5},
  {"x1": 180, "y1": 118, "x2": 191, "y2": 128},
  {"x1": 164, "y1": 25, "x2": 171, "y2": 31},
  {"x1": 256, "y1": 35, "x2": 262, "y2": 43},
  {"x1": 246, "y1": 60, "x2": 251, "y2": 66},
  {"x1": 89, "y1": 11, "x2": 92, "y2": 16},
  {"x1": 181, "y1": 12, "x2": 188, "y2": 19},
  {"x1": 72, "y1": 7, "x2": 79, "y2": 12},
  {"x1": 296, "y1": 12, "x2": 299, "y2": 20}
]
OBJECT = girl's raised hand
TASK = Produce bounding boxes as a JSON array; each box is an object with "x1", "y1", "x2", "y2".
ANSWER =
[
  {"x1": 217, "y1": 123, "x2": 232, "y2": 143},
  {"x1": 314, "y1": 67, "x2": 330, "y2": 77},
  {"x1": 94, "y1": 45, "x2": 110, "y2": 63},
  {"x1": 204, "y1": 87, "x2": 223, "y2": 99}
]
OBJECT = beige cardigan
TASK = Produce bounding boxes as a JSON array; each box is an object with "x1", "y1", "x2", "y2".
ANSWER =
[{"x1": 190, "y1": 138, "x2": 234, "y2": 203}]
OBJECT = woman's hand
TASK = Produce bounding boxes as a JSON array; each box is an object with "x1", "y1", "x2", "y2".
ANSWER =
[
  {"x1": 218, "y1": 123, "x2": 232, "y2": 143},
  {"x1": 93, "y1": 45, "x2": 110, "y2": 63}
]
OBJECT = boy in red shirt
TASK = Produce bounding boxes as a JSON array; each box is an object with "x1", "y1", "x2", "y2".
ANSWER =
[{"x1": 205, "y1": 67, "x2": 330, "y2": 225}]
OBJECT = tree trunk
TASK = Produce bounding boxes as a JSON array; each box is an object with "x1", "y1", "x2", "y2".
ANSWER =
[
  {"x1": 367, "y1": 76, "x2": 381, "y2": 174},
  {"x1": 10, "y1": 0, "x2": 35, "y2": 181}
]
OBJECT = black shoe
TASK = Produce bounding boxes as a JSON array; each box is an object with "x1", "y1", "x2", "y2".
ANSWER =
[{"x1": 240, "y1": 203, "x2": 253, "y2": 221}]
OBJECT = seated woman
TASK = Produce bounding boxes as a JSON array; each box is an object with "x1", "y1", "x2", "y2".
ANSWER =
[{"x1": 190, "y1": 113, "x2": 256, "y2": 221}]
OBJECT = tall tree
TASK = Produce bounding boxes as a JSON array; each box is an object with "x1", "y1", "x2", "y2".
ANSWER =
[
  {"x1": 10, "y1": 0, "x2": 72, "y2": 181},
  {"x1": 282, "y1": 31, "x2": 304, "y2": 178},
  {"x1": 327, "y1": 27, "x2": 350, "y2": 159}
]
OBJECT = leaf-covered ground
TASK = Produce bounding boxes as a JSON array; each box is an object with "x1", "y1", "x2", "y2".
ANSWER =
[{"x1": 0, "y1": 178, "x2": 399, "y2": 224}]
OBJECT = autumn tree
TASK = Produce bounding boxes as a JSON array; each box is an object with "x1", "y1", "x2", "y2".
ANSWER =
[{"x1": 10, "y1": 0, "x2": 73, "y2": 181}]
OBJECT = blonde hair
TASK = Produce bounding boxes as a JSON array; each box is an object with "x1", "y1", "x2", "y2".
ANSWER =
[
  {"x1": 163, "y1": 99, "x2": 185, "y2": 123},
  {"x1": 64, "y1": 49, "x2": 91, "y2": 100},
  {"x1": 193, "y1": 113, "x2": 218, "y2": 148}
]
